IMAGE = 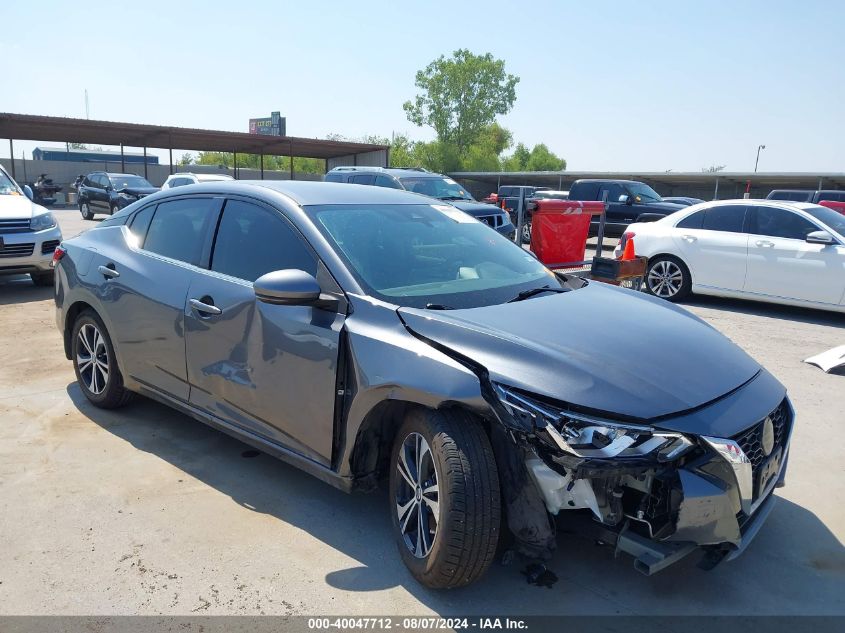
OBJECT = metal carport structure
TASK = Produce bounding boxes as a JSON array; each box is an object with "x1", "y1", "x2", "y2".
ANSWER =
[{"x1": 0, "y1": 112, "x2": 388, "y2": 180}]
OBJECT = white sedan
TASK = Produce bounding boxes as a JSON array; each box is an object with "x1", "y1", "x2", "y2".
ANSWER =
[{"x1": 615, "y1": 199, "x2": 845, "y2": 313}]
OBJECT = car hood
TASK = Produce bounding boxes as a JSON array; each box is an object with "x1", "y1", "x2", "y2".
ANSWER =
[
  {"x1": 119, "y1": 186, "x2": 159, "y2": 196},
  {"x1": 0, "y1": 194, "x2": 46, "y2": 219},
  {"x1": 448, "y1": 200, "x2": 503, "y2": 217},
  {"x1": 397, "y1": 282, "x2": 761, "y2": 421},
  {"x1": 640, "y1": 201, "x2": 686, "y2": 213}
]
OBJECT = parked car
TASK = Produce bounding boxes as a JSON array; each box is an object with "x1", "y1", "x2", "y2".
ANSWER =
[
  {"x1": 77, "y1": 172, "x2": 159, "y2": 220},
  {"x1": 819, "y1": 200, "x2": 845, "y2": 215},
  {"x1": 568, "y1": 179, "x2": 686, "y2": 236},
  {"x1": 28, "y1": 174, "x2": 62, "y2": 207},
  {"x1": 662, "y1": 196, "x2": 704, "y2": 206},
  {"x1": 56, "y1": 181, "x2": 794, "y2": 587},
  {"x1": 324, "y1": 166, "x2": 514, "y2": 239},
  {"x1": 616, "y1": 199, "x2": 845, "y2": 312},
  {"x1": 161, "y1": 172, "x2": 234, "y2": 189},
  {"x1": 766, "y1": 189, "x2": 845, "y2": 203},
  {"x1": 0, "y1": 163, "x2": 62, "y2": 286}
]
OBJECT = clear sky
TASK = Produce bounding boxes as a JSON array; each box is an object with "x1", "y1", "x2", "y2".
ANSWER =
[{"x1": 2, "y1": 0, "x2": 843, "y2": 172}]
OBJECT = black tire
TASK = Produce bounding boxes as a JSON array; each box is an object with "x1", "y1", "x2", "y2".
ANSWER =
[
  {"x1": 645, "y1": 255, "x2": 692, "y2": 302},
  {"x1": 389, "y1": 408, "x2": 500, "y2": 589},
  {"x1": 80, "y1": 201, "x2": 94, "y2": 220},
  {"x1": 71, "y1": 310, "x2": 133, "y2": 409},
  {"x1": 31, "y1": 271, "x2": 54, "y2": 287},
  {"x1": 109, "y1": 204, "x2": 117, "y2": 215}
]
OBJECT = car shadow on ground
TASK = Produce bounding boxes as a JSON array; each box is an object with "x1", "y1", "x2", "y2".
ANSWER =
[
  {"x1": 682, "y1": 295, "x2": 844, "y2": 327},
  {"x1": 67, "y1": 384, "x2": 845, "y2": 615},
  {"x1": 0, "y1": 277, "x2": 53, "y2": 305}
]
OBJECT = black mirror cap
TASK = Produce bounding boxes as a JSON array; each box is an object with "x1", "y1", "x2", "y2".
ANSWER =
[
  {"x1": 254, "y1": 269, "x2": 321, "y2": 305},
  {"x1": 806, "y1": 230, "x2": 836, "y2": 245}
]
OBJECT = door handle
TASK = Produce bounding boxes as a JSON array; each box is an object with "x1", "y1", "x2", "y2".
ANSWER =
[
  {"x1": 97, "y1": 264, "x2": 119, "y2": 279},
  {"x1": 189, "y1": 298, "x2": 222, "y2": 316},
  {"x1": 681, "y1": 234, "x2": 697, "y2": 243},
  {"x1": 755, "y1": 240, "x2": 775, "y2": 248}
]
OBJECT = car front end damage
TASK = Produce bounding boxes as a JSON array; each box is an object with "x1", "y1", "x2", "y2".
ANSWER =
[{"x1": 487, "y1": 380, "x2": 794, "y2": 575}]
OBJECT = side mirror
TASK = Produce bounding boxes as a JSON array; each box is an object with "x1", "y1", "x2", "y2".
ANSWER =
[
  {"x1": 23, "y1": 185, "x2": 33, "y2": 201},
  {"x1": 618, "y1": 194, "x2": 630, "y2": 205},
  {"x1": 806, "y1": 230, "x2": 836, "y2": 245},
  {"x1": 254, "y1": 269, "x2": 323, "y2": 306}
]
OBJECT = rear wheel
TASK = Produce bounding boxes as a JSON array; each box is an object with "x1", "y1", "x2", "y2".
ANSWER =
[
  {"x1": 31, "y1": 271, "x2": 54, "y2": 287},
  {"x1": 80, "y1": 202, "x2": 94, "y2": 220},
  {"x1": 389, "y1": 408, "x2": 500, "y2": 588},
  {"x1": 71, "y1": 311, "x2": 133, "y2": 408},
  {"x1": 645, "y1": 256, "x2": 691, "y2": 301},
  {"x1": 521, "y1": 220, "x2": 532, "y2": 244}
]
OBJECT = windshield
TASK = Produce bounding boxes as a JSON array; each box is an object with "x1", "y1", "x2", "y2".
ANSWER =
[
  {"x1": 0, "y1": 168, "x2": 22, "y2": 196},
  {"x1": 306, "y1": 203, "x2": 560, "y2": 308},
  {"x1": 627, "y1": 182, "x2": 662, "y2": 202},
  {"x1": 399, "y1": 176, "x2": 473, "y2": 201},
  {"x1": 110, "y1": 175, "x2": 153, "y2": 190},
  {"x1": 803, "y1": 205, "x2": 845, "y2": 237}
]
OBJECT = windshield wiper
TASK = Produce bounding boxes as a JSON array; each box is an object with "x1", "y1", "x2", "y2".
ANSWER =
[
  {"x1": 424, "y1": 303, "x2": 454, "y2": 310},
  {"x1": 507, "y1": 286, "x2": 567, "y2": 303}
]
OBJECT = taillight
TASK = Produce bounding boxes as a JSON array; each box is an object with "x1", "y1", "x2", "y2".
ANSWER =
[
  {"x1": 51, "y1": 245, "x2": 66, "y2": 268},
  {"x1": 620, "y1": 231, "x2": 636, "y2": 248}
]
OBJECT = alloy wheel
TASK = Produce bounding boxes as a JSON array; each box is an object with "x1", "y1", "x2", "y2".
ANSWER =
[
  {"x1": 521, "y1": 221, "x2": 532, "y2": 243},
  {"x1": 77, "y1": 323, "x2": 110, "y2": 395},
  {"x1": 395, "y1": 432, "x2": 440, "y2": 558},
  {"x1": 647, "y1": 260, "x2": 684, "y2": 298}
]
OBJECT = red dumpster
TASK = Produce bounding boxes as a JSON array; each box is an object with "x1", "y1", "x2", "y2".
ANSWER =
[{"x1": 529, "y1": 200, "x2": 606, "y2": 266}]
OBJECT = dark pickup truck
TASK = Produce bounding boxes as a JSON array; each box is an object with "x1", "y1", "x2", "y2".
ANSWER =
[
  {"x1": 767, "y1": 189, "x2": 845, "y2": 203},
  {"x1": 567, "y1": 179, "x2": 686, "y2": 236}
]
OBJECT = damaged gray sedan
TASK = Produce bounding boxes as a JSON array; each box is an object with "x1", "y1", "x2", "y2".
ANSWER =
[{"x1": 54, "y1": 181, "x2": 793, "y2": 588}]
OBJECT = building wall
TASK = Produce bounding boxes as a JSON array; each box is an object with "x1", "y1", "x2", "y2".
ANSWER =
[
  {"x1": 0, "y1": 158, "x2": 321, "y2": 202},
  {"x1": 327, "y1": 149, "x2": 388, "y2": 170}
]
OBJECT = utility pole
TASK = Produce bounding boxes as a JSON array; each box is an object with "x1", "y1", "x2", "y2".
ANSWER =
[
  {"x1": 84, "y1": 89, "x2": 90, "y2": 119},
  {"x1": 754, "y1": 144, "x2": 766, "y2": 172}
]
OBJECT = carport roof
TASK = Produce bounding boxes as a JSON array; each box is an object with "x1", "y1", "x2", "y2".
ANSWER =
[{"x1": 0, "y1": 113, "x2": 388, "y2": 160}]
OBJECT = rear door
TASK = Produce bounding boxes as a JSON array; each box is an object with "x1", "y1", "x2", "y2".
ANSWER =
[
  {"x1": 184, "y1": 197, "x2": 346, "y2": 465},
  {"x1": 102, "y1": 196, "x2": 222, "y2": 400},
  {"x1": 671, "y1": 204, "x2": 750, "y2": 291},
  {"x1": 745, "y1": 205, "x2": 845, "y2": 304}
]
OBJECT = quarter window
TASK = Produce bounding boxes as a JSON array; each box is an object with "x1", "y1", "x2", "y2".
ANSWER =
[
  {"x1": 374, "y1": 175, "x2": 402, "y2": 189},
  {"x1": 676, "y1": 210, "x2": 704, "y2": 229},
  {"x1": 350, "y1": 174, "x2": 375, "y2": 185},
  {"x1": 129, "y1": 205, "x2": 155, "y2": 243},
  {"x1": 702, "y1": 205, "x2": 747, "y2": 233},
  {"x1": 211, "y1": 200, "x2": 317, "y2": 282},
  {"x1": 142, "y1": 198, "x2": 216, "y2": 265},
  {"x1": 752, "y1": 207, "x2": 818, "y2": 240}
]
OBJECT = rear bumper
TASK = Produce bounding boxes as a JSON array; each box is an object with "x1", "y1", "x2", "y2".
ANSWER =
[{"x1": 0, "y1": 225, "x2": 62, "y2": 275}]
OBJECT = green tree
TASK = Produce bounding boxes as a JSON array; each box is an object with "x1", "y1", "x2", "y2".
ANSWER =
[
  {"x1": 403, "y1": 50, "x2": 519, "y2": 157},
  {"x1": 526, "y1": 144, "x2": 566, "y2": 171},
  {"x1": 177, "y1": 152, "x2": 195, "y2": 166},
  {"x1": 502, "y1": 143, "x2": 531, "y2": 171}
]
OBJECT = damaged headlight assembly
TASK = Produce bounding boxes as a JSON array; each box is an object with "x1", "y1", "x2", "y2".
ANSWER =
[{"x1": 492, "y1": 383, "x2": 694, "y2": 463}]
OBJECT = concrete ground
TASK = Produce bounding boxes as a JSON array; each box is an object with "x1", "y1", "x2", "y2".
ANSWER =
[{"x1": 0, "y1": 208, "x2": 843, "y2": 615}]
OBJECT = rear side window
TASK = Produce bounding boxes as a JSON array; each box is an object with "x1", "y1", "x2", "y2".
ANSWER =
[
  {"x1": 211, "y1": 199, "x2": 317, "y2": 282},
  {"x1": 751, "y1": 207, "x2": 818, "y2": 240},
  {"x1": 817, "y1": 191, "x2": 845, "y2": 202},
  {"x1": 702, "y1": 205, "x2": 746, "y2": 233},
  {"x1": 374, "y1": 175, "x2": 402, "y2": 189},
  {"x1": 350, "y1": 174, "x2": 375, "y2": 185},
  {"x1": 324, "y1": 173, "x2": 345, "y2": 183},
  {"x1": 676, "y1": 210, "x2": 704, "y2": 229},
  {"x1": 142, "y1": 198, "x2": 216, "y2": 265},
  {"x1": 129, "y1": 205, "x2": 156, "y2": 242}
]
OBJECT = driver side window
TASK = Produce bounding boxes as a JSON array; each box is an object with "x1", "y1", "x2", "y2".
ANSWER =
[{"x1": 752, "y1": 207, "x2": 818, "y2": 240}]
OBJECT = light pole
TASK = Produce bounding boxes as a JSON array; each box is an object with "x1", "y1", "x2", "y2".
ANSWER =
[{"x1": 754, "y1": 144, "x2": 766, "y2": 172}]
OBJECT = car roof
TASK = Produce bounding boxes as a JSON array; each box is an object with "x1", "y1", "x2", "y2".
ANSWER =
[
  {"x1": 103, "y1": 172, "x2": 144, "y2": 177},
  {"x1": 572, "y1": 179, "x2": 642, "y2": 185},
  {"x1": 328, "y1": 166, "x2": 447, "y2": 179},
  {"x1": 155, "y1": 179, "x2": 441, "y2": 206}
]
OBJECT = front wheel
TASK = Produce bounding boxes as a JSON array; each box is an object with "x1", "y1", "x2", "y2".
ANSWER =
[
  {"x1": 80, "y1": 201, "x2": 94, "y2": 220},
  {"x1": 521, "y1": 220, "x2": 532, "y2": 244},
  {"x1": 645, "y1": 256, "x2": 692, "y2": 301},
  {"x1": 389, "y1": 408, "x2": 500, "y2": 589}
]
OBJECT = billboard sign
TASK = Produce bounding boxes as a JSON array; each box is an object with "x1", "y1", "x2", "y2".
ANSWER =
[{"x1": 249, "y1": 111, "x2": 286, "y2": 136}]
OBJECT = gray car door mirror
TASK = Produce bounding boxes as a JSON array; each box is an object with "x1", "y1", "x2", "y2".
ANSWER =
[
  {"x1": 805, "y1": 230, "x2": 836, "y2": 245},
  {"x1": 254, "y1": 269, "x2": 323, "y2": 306},
  {"x1": 618, "y1": 194, "x2": 630, "y2": 204},
  {"x1": 23, "y1": 185, "x2": 33, "y2": 200}
]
